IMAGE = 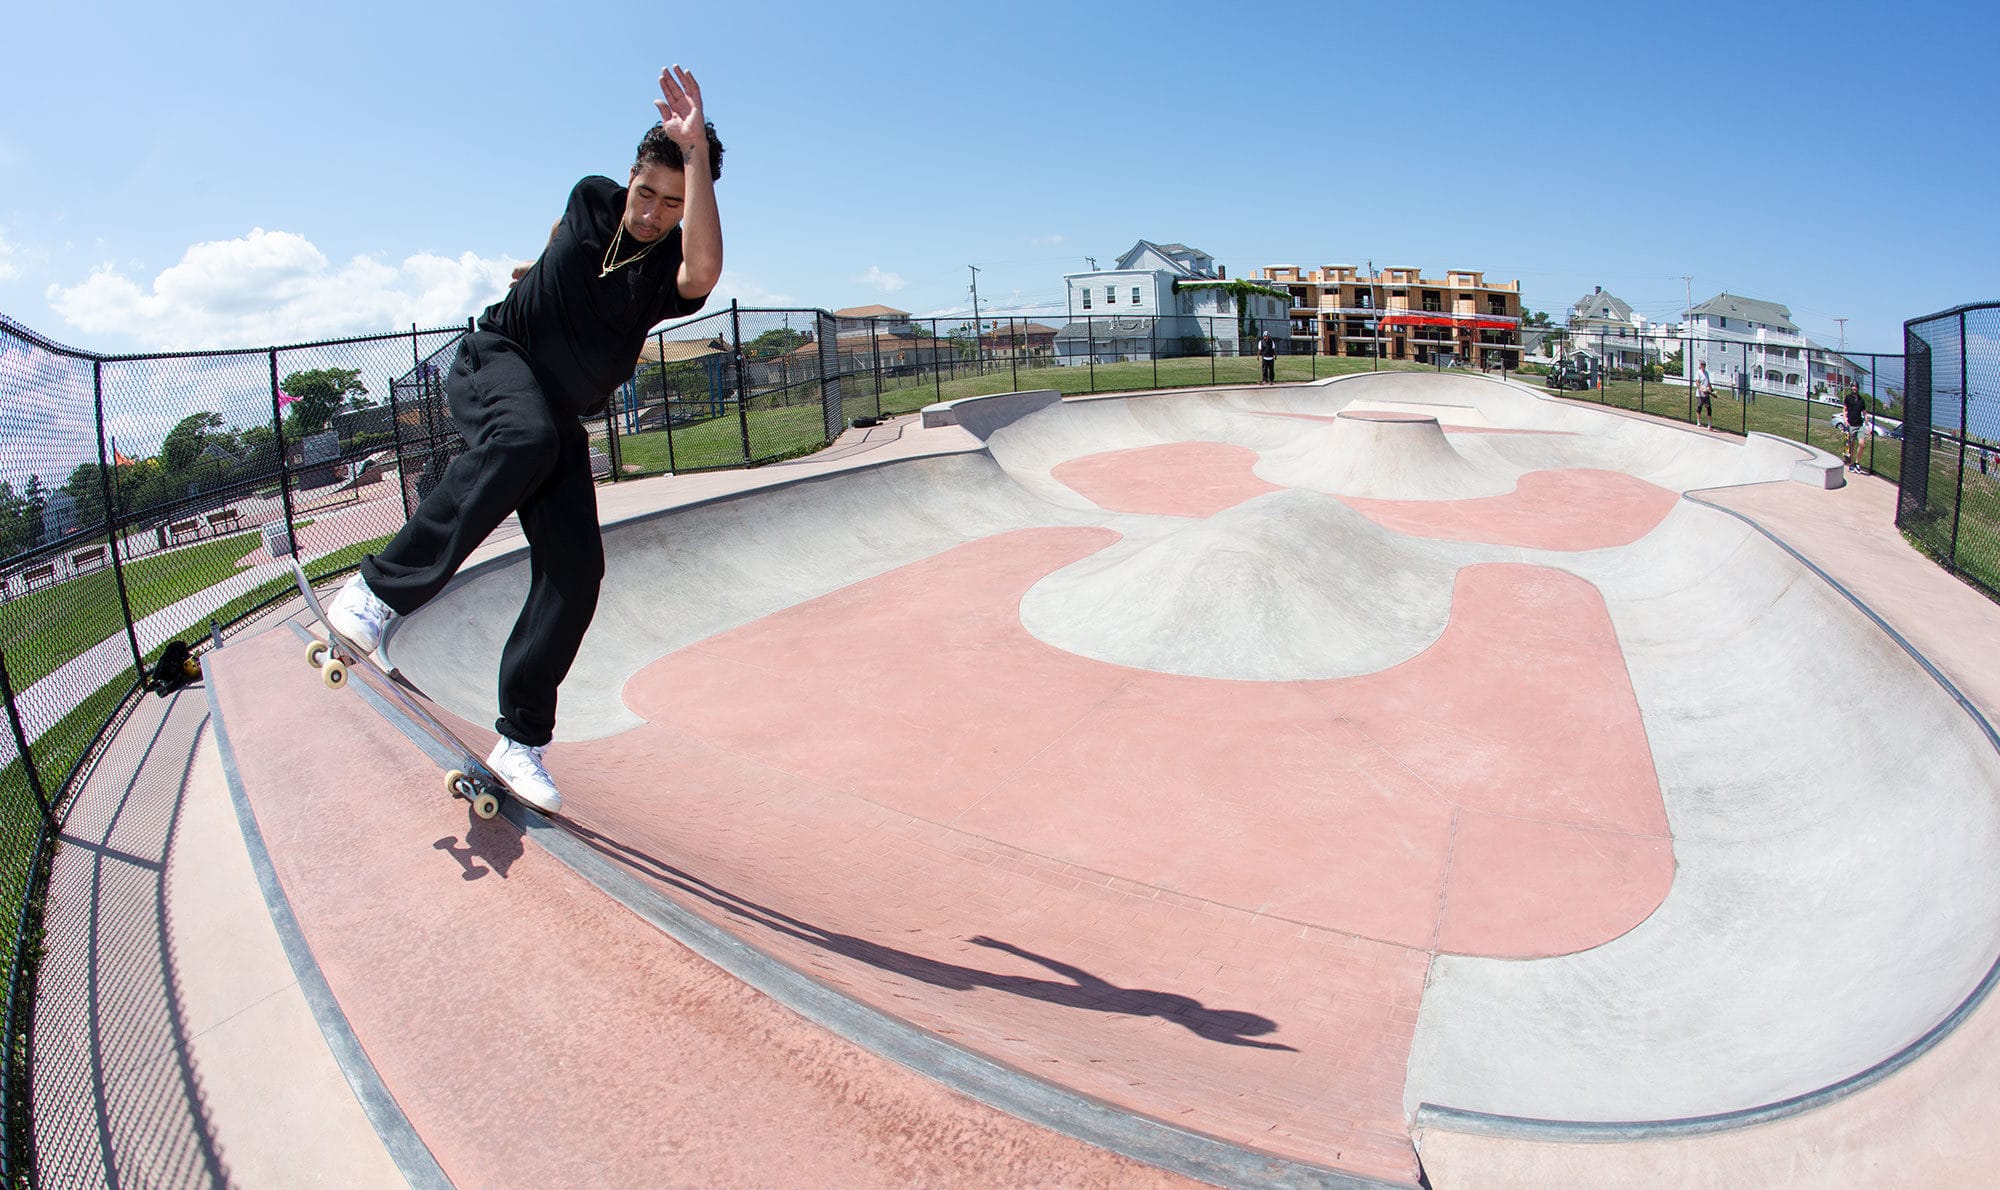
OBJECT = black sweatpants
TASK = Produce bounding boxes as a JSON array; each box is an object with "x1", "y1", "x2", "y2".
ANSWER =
[{"x1": 361, "y1": 332, "x2": 604, "y2": 748}]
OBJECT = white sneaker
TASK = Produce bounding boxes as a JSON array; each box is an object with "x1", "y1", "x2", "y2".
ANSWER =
[
  {"x1": 327, "y1": 572, "x2": 396, "y2": 653},
  {"x1": 486, "y1": 737, "x2": 562, "y2": 813}
]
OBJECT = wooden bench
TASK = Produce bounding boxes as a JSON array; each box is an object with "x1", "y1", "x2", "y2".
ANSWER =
[
  {"x1": 21, "y1": 562, "x2": 56, "y2": 590},
  {"x1": 205, "y1": 507, "x2": 242, "y2": 534},
  {"x1": 70, "y1": 546, "x2": 107, "y2": 574},
  {"x1": 168, "y1": 518, "x2": 201, "y2": 544}
]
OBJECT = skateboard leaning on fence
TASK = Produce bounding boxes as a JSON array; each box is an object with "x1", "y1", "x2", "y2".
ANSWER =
[{"x1": 291, "y1": 559, "x2": 509, "y2": 819}]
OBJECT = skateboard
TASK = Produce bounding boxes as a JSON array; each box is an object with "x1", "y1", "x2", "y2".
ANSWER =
[{"x1": 291, "y1": 559, "x2": 507, "y2": 819}]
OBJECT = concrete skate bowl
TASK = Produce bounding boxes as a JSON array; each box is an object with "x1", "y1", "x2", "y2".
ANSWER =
[{"x1": 378, "y1": 372, "x2": 2000, "y2": 1187}]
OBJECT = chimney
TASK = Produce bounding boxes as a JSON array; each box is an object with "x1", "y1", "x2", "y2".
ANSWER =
[
  {"x1": 1594, "y1": 285, "x2": 1602, "y2": 294},
  {"x1": 1218, "y1": 265, "x2": 1226, "y2": 279}
]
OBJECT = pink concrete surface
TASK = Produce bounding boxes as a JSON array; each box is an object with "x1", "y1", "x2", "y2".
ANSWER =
[
  {"x1": 585, "y1": 530, "x2": 1671, "y2": 1179},
  {"x1": 210, "y1": 627, "x2": 1190, "y2": 1189},
  {"x1": 1342, "y1": 469, "x2": 1680, "y2": 550},
  {"x1": 1051, "y1": 441, "x2": 1282, "y2": 517}
]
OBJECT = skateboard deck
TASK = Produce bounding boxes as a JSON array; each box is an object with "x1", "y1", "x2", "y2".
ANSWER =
[{"x1": 292, "y1": 560, "x2": 509, "y2": 818}]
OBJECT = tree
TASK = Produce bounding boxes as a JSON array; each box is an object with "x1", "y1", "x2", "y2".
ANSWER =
[
  {"x1": 1521, "y1": 309, "x2": 1556, "y2": 329},
  {"x1": 280, "y1": 367, "x2": 368, "y2": 436},
  {"x1": 0, "y1": 481, "x2": 38, "y2": 559},
  {"x1": 1662, "y1": 347, "x2": 1684, "y2": 377},
  {"x1": 161, "y1": 411, "x2": 226, "y2": 473},
  {"x1": 744, "y1": 327, "x2": 809, "y2": 361}
]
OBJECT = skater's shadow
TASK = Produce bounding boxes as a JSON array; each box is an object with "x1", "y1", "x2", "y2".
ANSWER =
[
  {"x1": 566, "y1": 823, "x2": 1295, "y2": 1051},
  {"x1": 432, "y1": 811, "x2": 524, "y2": 880}
]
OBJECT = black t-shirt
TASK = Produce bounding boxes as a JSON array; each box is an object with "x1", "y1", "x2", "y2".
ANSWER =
[
  {"x1": 480, "y1": 176, "x2": 709, "y2": 416},
  {"x1": 1843, "y1": 390, "x2": 1867, "y2": 424}
]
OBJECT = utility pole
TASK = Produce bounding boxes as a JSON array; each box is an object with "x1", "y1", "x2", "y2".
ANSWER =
[
  {"x1": 1683, "y1": 275, "x2": 1694, "y2": 393},
  {"x1": 968, "y1": 265, "x2": 982, "y2": 368},
  {"x1": 1834, "y1": 316, "x2": 1847, "y2": 354}
]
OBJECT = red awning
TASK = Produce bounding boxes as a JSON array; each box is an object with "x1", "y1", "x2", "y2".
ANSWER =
[{"x1": 1378, "y1": 314, "x2": 1517, "y2": 332}]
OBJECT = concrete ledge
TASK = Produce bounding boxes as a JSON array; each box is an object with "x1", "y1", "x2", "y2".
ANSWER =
[
  {"x1": 920, "y1": 388, "x2": 1059, "y2": 437},
  {"x1": 1748, "y1": 431, "x2": 1846, "y2": 488}
]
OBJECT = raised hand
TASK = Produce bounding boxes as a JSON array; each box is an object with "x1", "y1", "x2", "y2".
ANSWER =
[{"x1": 654, "y1": 65, "x2": 705, "y2": 151}]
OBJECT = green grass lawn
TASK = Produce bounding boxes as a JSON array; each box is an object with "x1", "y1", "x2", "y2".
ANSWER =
[
  {"x1": 853, "y1": 354, "x2": 1435, "y2": 419},
  {"x1": 0, "y1": 526, "x2": 321, "y2": 692}
]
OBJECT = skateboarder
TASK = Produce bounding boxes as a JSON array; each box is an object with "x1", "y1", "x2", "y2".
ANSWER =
[
  {"x1": 1694, "y1": 359, "x2": 1714, "y2": 429},
  {"x1": 1258, "y1": 332, "x2": 1277, "y2": 384},
  {"x1": 326, "y1": 64, "x2": 724, "y2": 812}
]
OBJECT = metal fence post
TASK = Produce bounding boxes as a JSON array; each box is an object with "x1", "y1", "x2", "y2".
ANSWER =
[
  {"x1": 1151, "y1": 317, "x2": 1159, "y2": 389},
  {"x1": 1740, "y1": 342, "x2": 1749, "y2": 437},
  {"x1": 1209, "y1": 318, "x2": 1217, "y2": 386},
  {"x1": 91, "y1": 360, "x2": 145, "y2": 682},
  {"x1": 268, "y1": 349, "x2": 300, "y2": 557},
  {"x1": 1951, "y1": 310, "x2": 1970, "y2": 570},
  {"x1": 932, "y1": 319, "x2": 943, "y2": 404},
  {"x1": 1087, "y1": 317, "x2": 1095, "y2": 393},
  {"x1": 1009, "y1": 317, "x2": 1020, "y2": 392},
  {"x1": 729, "y1": 301, "x2": 752, "y2": 465},
  {"x1": 0, "y1": 651, "x2": 54, "y2": 830}
]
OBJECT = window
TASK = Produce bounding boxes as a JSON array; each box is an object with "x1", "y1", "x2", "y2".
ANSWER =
[
  {"x1": 1081, "y1": 289, "x2": 1091, "y2": 310},
  {"x1": 1132, "y1": 286, "x2": 1141, "y2": 305},
  {"x1": 1106, "y1": 285, "x2": 1115, "y2": 305}
]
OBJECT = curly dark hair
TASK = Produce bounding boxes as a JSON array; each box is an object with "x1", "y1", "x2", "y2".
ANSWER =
[{"x1": 636, "y1": 122, "x2": 724, "y2": 181}]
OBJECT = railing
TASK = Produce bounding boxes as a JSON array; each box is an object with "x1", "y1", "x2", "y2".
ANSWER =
[{"x1": 1898, "y1": 302, "x2": 2000, "y2": 598}]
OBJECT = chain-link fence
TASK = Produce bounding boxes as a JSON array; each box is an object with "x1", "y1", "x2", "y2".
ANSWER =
[
  {"x1": 1898, "y1": 303, "x2": 2000, "y2": 599},
  {"x1": 1520, "y1": 326, "x2": 1906, "y2": 479},
  {"x1": 818, "y1": 310, "x2": 1448, "y2": 421}
]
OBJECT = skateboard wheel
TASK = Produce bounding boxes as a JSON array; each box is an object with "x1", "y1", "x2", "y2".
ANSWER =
[
  {"x1": 304, "y1": 639, "x2": 329, "y2": 668},
  {"x1": 320, "y1": 658, "x2": 347, "y2": 690},
  {"x1": 446, "y1": 769, "x2": 476, "y2": 800},
  {"x1": 471, "y1": 791, "x2": 501, "y2": 820}
]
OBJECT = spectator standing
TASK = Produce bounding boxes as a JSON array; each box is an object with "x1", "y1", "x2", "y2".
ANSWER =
[
  {"x1": 1841, "y1": 383, "x2": 1868, "y2": 473},
  {"x1": 1694, "y1": 360, "x2": 1715, "y2": 429},
  {"x1": 1258, "y1": 332, "x2": 1277, "y2": 384}
]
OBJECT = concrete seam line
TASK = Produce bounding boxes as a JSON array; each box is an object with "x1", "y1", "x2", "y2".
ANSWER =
[
  {"x1": 200, "y1": 655, "x2": 452, "y2": 1190},
  {"x1": 1411, "y1": 489, "x2": 2000, "y2": 1144}
]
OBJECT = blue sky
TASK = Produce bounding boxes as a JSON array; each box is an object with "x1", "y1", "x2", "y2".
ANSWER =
[{"x1": 1, "y1": 0, "x2": 1992, "y2": 357}]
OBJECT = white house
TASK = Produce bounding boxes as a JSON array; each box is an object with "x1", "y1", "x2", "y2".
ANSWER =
[
  {"x1": 1686, "y1": 293, "x2": 1810, "y2": 399},
  {"x1": 1056, "y1": 240, "x2": 1288, "y2": 363},
  {"x1": 1567, "y1": 286, "x2": 1649, "y2": 372}
]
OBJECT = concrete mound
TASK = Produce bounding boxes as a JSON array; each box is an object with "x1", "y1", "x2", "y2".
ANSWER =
[
  {"x1": 1019, "y1": 488, "x2": 1459, "y2": 680},
  {"x1": 1258, "y1": 409, "x2": 1518, "y2": 500}
]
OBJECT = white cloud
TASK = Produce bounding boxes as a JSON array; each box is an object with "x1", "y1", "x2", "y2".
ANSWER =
[
  {"x1": 45, "y1": 228, "x2": 517, "y2": 349},
  {"x1": 701, "y1": 270, "x2": 795, "y2": 312},
  {"x1": 855, "y1": 265, "x2": 906, "y2": 294},
  {"x1": 1031, "y1": 234, "x2": 1066, "y2": 247}
]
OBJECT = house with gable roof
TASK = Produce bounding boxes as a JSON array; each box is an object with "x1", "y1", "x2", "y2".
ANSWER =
[
  {"x1": 1055, "y1": 240, "x2": 1287, "y2": 364},
  {"x1": 1567, "y1": 285, "x2": 1657, "y2": 373},
  {"x1": 1687, "y1": 292, "x2": 1811, "y2": 399}
]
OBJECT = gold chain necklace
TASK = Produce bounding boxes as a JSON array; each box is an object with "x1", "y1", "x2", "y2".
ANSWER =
[{"x1": 599, "y1": 221, "x2": 659, "y2": 278}]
